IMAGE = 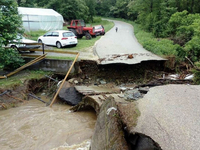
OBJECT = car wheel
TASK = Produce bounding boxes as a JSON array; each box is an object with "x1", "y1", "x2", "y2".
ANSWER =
[
  {"x1": 56, "y1": 42, "x2": 62, "y2": 48},
  {"x1": 30, "y1": 50, "x2": 35, "y2": 53},
  {"x1": 85, "y1": 32, "x2": 92, "y2": 40},
  {"x1": 77, "y1": 35, "x2": 83, "y2": 39},
  {"x1": 38, "y1": 39, "x2": 42, "y2": 43},
  {"x1": 69, "y1": 29, "x2": 78, "y2": 36},
  {"x1": 11, "y1": 45, "x2": 20, "y2": 52}
]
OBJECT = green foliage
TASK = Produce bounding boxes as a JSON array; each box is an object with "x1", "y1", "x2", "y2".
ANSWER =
[
  {"x1": 168, "y1": 11, "x2": 200, "y2": 38},
  {"x1": 133, "y1": 23, "x2": 180, "y2": 57},
  {"x1": 0, "y1": 47, "x2": 25, "y2": 69},
  {"x1": 192, "y1": 62, "x2": 200, "y2": 84},
  {"x1": 184, "y1": 36, "x2": 200, "y2": 62},
  {"x1": 92, "y1": 17, "x2": 102, "y2": 23},
  {"x1": 110, "y1": 0, "x2": 129, "y2": 19},
  {"x1": 0, "y1": 0, "x2": 24, "y2": 70},
  {"x1": 85, "y1": 0, "x2": 96, "y2": 22},
  {"x1": 0, "y1": 70, "x2": 52, "y2": 89},
  {"x1": 0, "y1": 0, "x2": 23, "y2": 45}
]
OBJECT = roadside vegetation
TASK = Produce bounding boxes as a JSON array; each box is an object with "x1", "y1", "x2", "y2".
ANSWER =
[
  {"x1": 0, "y1": 70, "x2": 52, "y2": 89},
  {"x1": 0, "y1": 0, "x2": 24, "y2": 70}
]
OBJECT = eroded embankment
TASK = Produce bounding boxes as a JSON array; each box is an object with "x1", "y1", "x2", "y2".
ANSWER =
[
  {"x1": 0, "y1": 59, "x2": 194, "y2": 149},
  {"x1": 71, "y1": 95, "x2": 162, "y2": 150}
]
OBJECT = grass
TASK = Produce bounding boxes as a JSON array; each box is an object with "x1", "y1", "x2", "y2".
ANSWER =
[
  {"x1": 104, "y1": 17, "x2": 181, "y2": 58},
  {"x1": 0, "y1": 70, "x2": 52, "y2": 89},
  {"x1": 24, "y1": 30, "x2": 46, "y2": 41},
  {"x1": 46, "y1": 56, "x2": 75, "y2": 60}
]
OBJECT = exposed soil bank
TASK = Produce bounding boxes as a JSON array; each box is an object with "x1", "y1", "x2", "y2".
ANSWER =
[
  {"x1": 71, "y1": 95, "x2": 162, "y2": 150},
  {"x1": 78, "y1": 60, "x2": 166, "y2": 85},
  {"x1": 0, "y1": 77, "x2": 58, "y2": 110}
]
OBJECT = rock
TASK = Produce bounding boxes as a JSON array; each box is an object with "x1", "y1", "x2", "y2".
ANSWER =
[
  {"x1": 74, "y1": 80, "x2": 79, "y2": 84},
  {"x1": 100, "y1": 80, "x2": 106, "y2": 85},
  {"x1": 41, "y1": 93, "x2": 46, "y2": 96},
  {"x1": 128, "y1": 54, "x2": 133, "y2": 59},
  {"x1": 139, "y1": 87, "x2": 149, "y2": 94},
  {"x1": 126, "y1": 133, "x2": 162, "y2": 150},
  {"x1": 68, "y1": 78, "x2": 75, "y2": 84},
  {"x1": 124, "y1": 89, "x2": 142, "y2": 101},
  {"x1": 120, "y1": 87, "x2": 127, "y2": 91},
  {"x1": 58, "y1": 87, "x2": 83, "y2": 106}
]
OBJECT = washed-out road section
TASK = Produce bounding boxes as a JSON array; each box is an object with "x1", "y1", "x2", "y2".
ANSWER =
[
  {"x1": 134, "y1": 84, "x2": 200, "y2": 150},
  {"x1": 95, "y1": 20, "x2": 165, "y2": 64}
]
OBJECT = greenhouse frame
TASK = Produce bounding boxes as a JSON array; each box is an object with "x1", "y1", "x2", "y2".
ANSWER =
[{"x1": 18, "y1": 7, "x2": 64, "y2": 31}]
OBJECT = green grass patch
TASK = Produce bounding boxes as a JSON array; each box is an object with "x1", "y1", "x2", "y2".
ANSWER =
[
  {"x1": 0, "y1": 70, "x2": 52, "y2": 89},
  {"x1": 25, "y1": 30, "x2": 46, "y2": 41},
  {"x1": 46, "y1": 56, "x2": 75, "y2": 60},
  {"x1": 132, "y1": 23, "x2": 181, "y2": 57}
]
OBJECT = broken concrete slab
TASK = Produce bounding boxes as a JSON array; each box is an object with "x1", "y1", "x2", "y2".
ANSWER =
[
  {"x1": 134, "y1": 84, "x2": 200, "y2": 150},
  {"x1": 90, "y1": 97, "x2": 129, "y2": 150},
  {"x1": 124, "y1": 89, "x2": 142, "y2": 101},
  {"x1": 74, "y1": 85, "x2": 120, "y2": 95}
]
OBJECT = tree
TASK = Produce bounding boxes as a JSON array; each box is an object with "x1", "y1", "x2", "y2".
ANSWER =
[
  {"x1": 0, "y1": 0, "x2": 24, "y2": 69},
  {"x1": 110, "y1": 0, "x2": 129, "y2": 19},
  {"x1": 0, "y1": 0, "x2": 23, "y2": 45},
  {"x1": 46, "y1": 0, "x2": 89, "y2": 22},
  {"x1": 85, "y1": 0, "x2": 96, "y2": 22}
]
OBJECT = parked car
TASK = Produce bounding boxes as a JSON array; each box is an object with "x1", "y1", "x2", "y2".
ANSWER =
[
  {"x1": 37, "y1": 30, "x2": 78, "y2": 48},
  {"x1": 8, "y1": 34, "x2": 39, "y2": 53},
  {"x1": 94, "y1": 25, "x2": 105, "y2": 35}
]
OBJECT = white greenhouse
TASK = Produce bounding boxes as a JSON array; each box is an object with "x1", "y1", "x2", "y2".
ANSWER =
[{"x1": 18, "y1": 7, "x2": 64, "y2": 31}]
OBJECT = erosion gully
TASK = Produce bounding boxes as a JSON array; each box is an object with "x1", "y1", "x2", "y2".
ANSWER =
[{"x1": 0, "y1": 60, "x2": 192, "y2": 150}]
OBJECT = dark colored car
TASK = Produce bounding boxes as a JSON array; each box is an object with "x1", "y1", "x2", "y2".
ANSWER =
[{"x1": 94, "y1": 25, "x2": 105, "y2": 36}]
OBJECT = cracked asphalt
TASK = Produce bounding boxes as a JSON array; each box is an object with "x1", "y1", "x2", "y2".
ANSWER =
[{"x1": 134, "y1": 84, "x2": 200, "y2": 150}]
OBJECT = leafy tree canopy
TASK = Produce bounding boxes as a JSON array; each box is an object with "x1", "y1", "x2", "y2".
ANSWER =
[
  {"x1": 0, "y1": 0, "x2": 23, "y2": 45},
  {"x1": 0, "y1": 0, "x2": 24, "y2": 69}
]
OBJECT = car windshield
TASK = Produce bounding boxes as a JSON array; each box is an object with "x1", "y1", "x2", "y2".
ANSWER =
[
  {"x1": 95, "y1": 26, "x2": 102, "y2": 30},
  {"x1": 63, "y1": 32, "x2": 75, "y2": 37}
]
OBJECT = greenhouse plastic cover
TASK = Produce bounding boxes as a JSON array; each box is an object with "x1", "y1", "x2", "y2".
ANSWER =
[{"x1": 18, "y1": 7, "x2": 64, "y2": 31}]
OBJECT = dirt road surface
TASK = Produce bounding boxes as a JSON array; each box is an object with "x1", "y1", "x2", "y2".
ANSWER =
[
  {"x1": 134, "y1": 84, "x2": 200, "y2": 150},
  {"x1": 95, "y1": 20, "x2": 166, "y2": 64}
]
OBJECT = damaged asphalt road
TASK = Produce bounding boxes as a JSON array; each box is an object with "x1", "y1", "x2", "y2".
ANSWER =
[
  {"x1": 95, "y1": 20, "x2": 166, "y2": 65},
  {"x1": 134, "y1": 84, "x2": 200, "y2": 150}
]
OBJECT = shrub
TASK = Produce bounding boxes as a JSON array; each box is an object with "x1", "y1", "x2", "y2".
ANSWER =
[
  {"x1": 184, "y1": 36, "x2": 200, "y2": 62},
  {"x1": 0, "y1": 47, "x2": 25, "y2": 70},
  {"x1": 133, "y1": 23, "x2": 181, "y2": 58},
  {"x1": 192, "y1": 62, "x2": 200, "y2": 84},
  {"x1": 92, "y1": 17, "x2": 102, "y2": 23}
]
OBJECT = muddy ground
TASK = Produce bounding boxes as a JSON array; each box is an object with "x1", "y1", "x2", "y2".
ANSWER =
[{"x1": 0, "y1": 60, "x2": 193, "y2": 110}]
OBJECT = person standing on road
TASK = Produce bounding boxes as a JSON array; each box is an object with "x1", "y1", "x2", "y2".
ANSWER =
[{"x1": 116, "y1": 27, "x2": 118, "y2": 32}]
